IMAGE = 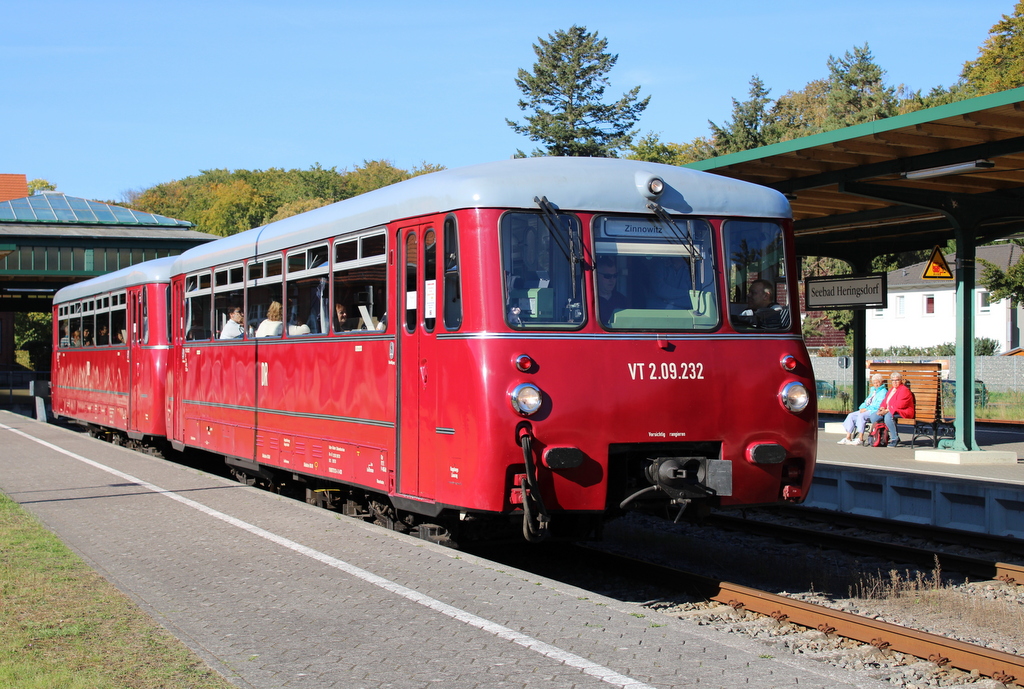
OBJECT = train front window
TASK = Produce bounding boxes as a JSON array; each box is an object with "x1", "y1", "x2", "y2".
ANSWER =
[
  {"x1": 592, "y1": 216, "x2": 718, "y2": 331},
  {"x1": 724, "y1": 220, "x2": 792, "y2": 331},
  {"x1": 500, "y1": 212, "x2": 584, "y2": 329}
]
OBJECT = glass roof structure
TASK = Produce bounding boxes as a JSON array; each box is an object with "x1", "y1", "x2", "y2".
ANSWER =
[{"x1": 0, "y1": 192, "x2": 192, "y2": 227}]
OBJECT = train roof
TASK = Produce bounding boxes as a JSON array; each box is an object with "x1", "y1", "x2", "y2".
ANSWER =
[
  {"x1": 169, "y1": 157, "x2": 790, "y2": 275},
  {"x1": 54, "y1": 256, "x2": 177, "y2": 305}
]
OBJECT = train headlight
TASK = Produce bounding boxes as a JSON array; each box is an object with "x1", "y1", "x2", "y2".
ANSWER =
[
  {"x1": 635, "y1": 171, "x2": 666, "y2": 200},
  {"x1": 780, "y1": 382, "x2": 809, "y2": 413},
  {"x1": 510, "y1": 383, "x2": 543, "y2": 415}
]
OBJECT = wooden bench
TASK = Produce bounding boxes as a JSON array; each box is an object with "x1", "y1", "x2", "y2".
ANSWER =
[{"x1": 867, "y1": 362, "x2": 952, "y2": 448}]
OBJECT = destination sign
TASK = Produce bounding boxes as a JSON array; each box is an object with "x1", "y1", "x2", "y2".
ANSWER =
[
  {"x1": 804, "y1": 274, "x2": 887, "y2": 309},
  {"x1": 601, "y1": 218, "x2": 668, "y2": 238}
]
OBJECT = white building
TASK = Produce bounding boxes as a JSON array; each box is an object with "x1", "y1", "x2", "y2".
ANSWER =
[{"x1": 866, "y1": 243, "x2": 1024, "y2": 354}]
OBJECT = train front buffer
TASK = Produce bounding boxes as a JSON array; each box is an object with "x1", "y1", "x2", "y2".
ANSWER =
[{"x1": 504, "y1": 338, "x2": 817, "y2": 537}]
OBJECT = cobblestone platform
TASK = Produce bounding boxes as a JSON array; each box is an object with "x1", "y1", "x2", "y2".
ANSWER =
[{"x1": 0, "y1": 411, "x2": 888, "y2": 688}]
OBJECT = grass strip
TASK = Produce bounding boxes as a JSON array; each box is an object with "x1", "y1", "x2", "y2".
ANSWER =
[{"x1": 0, "y1": 492, "x2": 234, "y2": 689}]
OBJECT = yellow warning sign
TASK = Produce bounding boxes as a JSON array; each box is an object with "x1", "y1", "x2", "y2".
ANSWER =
[{"x1": 921, "y1": 245, "x2": 953, "y2": 280}]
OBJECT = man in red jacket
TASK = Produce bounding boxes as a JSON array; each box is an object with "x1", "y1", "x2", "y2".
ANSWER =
[{"x1": 871, "y1": 372, "x2": 916, "y2": 447}]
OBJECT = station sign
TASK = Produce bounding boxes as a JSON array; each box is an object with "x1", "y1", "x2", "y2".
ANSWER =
[{"x1": 804, "y1": 273, "x2": 887, "y2": 310}]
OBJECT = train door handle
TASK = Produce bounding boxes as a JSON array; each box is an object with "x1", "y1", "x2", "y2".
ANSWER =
[{"x1": 419, "y1": 362, "x2": 427, "y2": 387}]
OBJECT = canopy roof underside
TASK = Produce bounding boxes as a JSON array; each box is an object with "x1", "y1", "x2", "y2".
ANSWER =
[{"x1": 688, "y1": 87, "x2": 1024, "y2": 261}]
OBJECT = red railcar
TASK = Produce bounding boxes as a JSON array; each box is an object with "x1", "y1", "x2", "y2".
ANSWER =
[
  {"x1": 54, "y1": 158, "x2": 817, "y2": 542},
  {"x1": 52, "y1": 258, "x2": 174, "y2": 440}
]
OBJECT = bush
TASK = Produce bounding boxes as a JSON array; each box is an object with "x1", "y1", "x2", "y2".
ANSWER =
[{"x1": 867, "y1": 337, "x2": 1000, "y2": 358}]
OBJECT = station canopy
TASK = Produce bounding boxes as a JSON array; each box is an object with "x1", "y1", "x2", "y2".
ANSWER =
[
  {"x1": 688, "y1": 87, "x2": 1024, "y2": 260},
  {"x1": 0, "y1": 191, "x2": 211, "y2": 312}
]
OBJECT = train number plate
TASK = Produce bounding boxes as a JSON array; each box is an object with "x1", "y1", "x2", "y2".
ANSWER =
[{"x1": 627, "y1": 362, "x2": 705, "y2": 381}]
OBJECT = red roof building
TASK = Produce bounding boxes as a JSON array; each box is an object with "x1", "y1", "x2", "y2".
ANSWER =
[{"x1": 0, "y1": 174, "x2": 29, "y2": 203}]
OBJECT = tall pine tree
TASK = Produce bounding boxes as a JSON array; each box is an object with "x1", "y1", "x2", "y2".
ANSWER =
[
  {"x1": 708, "y1": 75, "x2": 781, "y2": 155},
  {"x1": 507, "y1": 26, "x2": 650, "y2": 157},
  {"x1": 824, "y1": 43, "x2": 897, "y2": 129}
]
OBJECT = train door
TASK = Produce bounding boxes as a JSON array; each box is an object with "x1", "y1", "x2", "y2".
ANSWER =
[
  {"x1": 128, "y1": 288, "x2": 144, "y2": 430},
  {"x1": 168, "y1": 279, "x2": 185, "y2": 446},
  {"x1": 397, "y1": 223, "x2": 439, "y2": 499}
]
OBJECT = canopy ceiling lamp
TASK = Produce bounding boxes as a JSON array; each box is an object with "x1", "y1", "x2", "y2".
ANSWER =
[{"x1": 902, "y1": 160, "x2": 995, "y2": 180}]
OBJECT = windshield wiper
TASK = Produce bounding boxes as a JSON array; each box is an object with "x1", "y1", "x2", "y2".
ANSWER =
[
  {"x1": 534, "y1": 196, "x2": 573, "y2": 263},
  {"x1": 647, "y1": 201, "x2": 698, "y2": 292},
  {"x1": 535, "y1": 196, "x2": 583, "y2": 315}
]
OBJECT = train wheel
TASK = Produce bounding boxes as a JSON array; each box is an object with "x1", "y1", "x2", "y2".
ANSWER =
[{"x1": 230, "y1": 468, "x2": 256, "y2": 486}]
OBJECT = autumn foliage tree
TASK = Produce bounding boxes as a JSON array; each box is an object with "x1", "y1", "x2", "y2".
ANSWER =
[
  {"x1": 130, "y1": 160, "x2": 443, "y2": 236},
  {"x1": 962, "y1": 1, "x2": 1024, "y2": 95}
]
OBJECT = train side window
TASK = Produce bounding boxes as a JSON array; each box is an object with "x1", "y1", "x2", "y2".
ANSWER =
[
  {"x1": 362, "y1": 234, "x2": 386, "y2": 259},
  {"x1": 723, "y1": 221, "x2": 791, "y2": 331},
  {"x1": 423, "y1": 228, "x2": 437, "y2": 332},
  {"x1": 443, "y1": 215, "x2": 462, "y2": 330},
  {"x1": 141, "y1": 289, "x2": 151, "y2": 344},
  {"x1": 82, "y1": 301, "x2": 95, "y2": 346},
  {"x1": 95, "y1": 305, "x2": 110, "y2": 347},
  {"x1": 336, "y1": 240, "x2": 357, "y2": 263},
  {"x1": 249, "y1": 256, "x2": 283, "y2": 338},
  {"x1": 110, "y1": 293, "x2": 127, "y2": 345},
  {"x1": 286, "y1": 245, "x2": 329, "y2": 336},
  {"x1": 214, "y1": 262, "x2": 245, "y2": 340},
  {"x1": 333, "y1": 230, "x2": 387, "y2": 333},
  {"x1": 70, "y1": 303, "x2": 82, "y2": 347},
  {"x1": 405, "y1": 232, "x2": 418, "y2": 333},
  {"x1": 58, "y1": 306, "x2": 70, "y2": 348},
  {"x1": 185, "y1": 270, "x2": 212, "y2": 341}
]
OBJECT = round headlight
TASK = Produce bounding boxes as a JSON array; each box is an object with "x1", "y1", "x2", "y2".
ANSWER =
[
  {"x1": 780, "y1": 382, "x2": 809, "y2": 413},
  {"x1": 510, "y1": 383, "x2": 543, "y2": 415}
]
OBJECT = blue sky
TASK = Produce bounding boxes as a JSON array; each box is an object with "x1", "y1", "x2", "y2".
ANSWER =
[{"x1": 2, "y1": 0, "x2": 1014, "y2": 203}]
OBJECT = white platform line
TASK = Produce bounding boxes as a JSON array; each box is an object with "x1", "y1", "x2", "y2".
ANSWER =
[{"x1": 1, "y1": 423, "x2": 656, "y2": 689}]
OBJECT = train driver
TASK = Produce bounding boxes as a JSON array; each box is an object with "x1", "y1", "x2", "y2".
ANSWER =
[
  {"x1": 220, "y1": 306, "x2": 245, "y2": 339},
  {"x1": 740, "y1": 279, "x2": 791, "y2": 329}
]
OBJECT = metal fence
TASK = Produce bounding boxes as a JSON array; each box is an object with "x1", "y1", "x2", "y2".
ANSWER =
[
  {"x1": 0, "y1": 371, "x2": 50, "y2": 407},
  {"x1": 811, "y1": 356, "x2": 1024, "y2": 393}
]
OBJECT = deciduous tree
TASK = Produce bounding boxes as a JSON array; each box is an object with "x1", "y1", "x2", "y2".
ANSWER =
[
  {"x1": 27, "y1": 178, "x2": 56, "y2": 194},
  {"x1": 980, "y1": 239, "x2": 1024, "y2": 307},
  {"x1": 961, "y1": 1, "x2": 1024, "y2": 95}
]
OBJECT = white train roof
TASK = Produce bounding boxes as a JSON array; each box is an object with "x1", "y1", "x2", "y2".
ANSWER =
[
  {"x1": 54, "y1": 256, "x2": 176, "y2": 305},
  {"x1": 171, "y1": 158, "x2": 790, "y2": 275}
]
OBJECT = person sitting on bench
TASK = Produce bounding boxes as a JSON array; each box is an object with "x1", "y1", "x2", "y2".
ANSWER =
[{"x1": 870, "y1": 372, "x2": 915, "y2": 448}]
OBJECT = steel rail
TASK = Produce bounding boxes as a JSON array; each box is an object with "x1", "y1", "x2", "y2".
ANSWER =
[
  {"x1": 705, "y1": 575, "x2": 1024, "y2": 686},
  {"x1": 575, "y1": 546, "x2": 1024, "y2": 685},
  {"x1": 708, "y1": 513, "x2": 1024, "y2": 585}
]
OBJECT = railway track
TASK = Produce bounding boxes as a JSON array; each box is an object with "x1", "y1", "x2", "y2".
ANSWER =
[
  {"x1": 572, "y1": 544, "x2": 1024, "y2": 686},
  {"x1": 73, "y1": 421, "x2": 1024, "y2": 683}
]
